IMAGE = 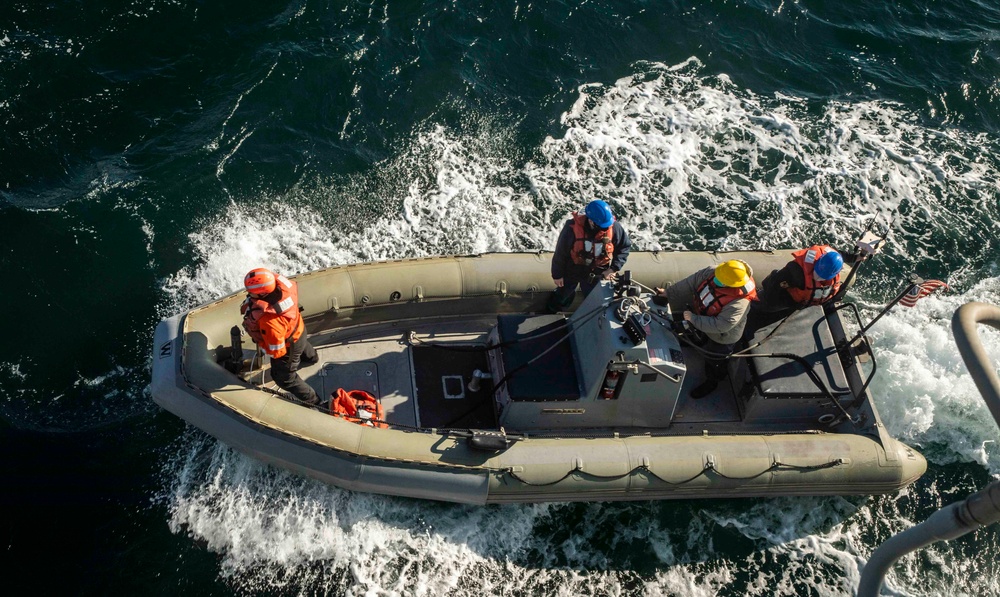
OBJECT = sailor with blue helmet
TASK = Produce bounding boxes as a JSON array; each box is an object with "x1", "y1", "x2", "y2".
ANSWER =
[
  {"x1": 547, "y1": 199, "x2": 632, "y2": 312},
  {"x1": 749, "y1": 244, "x2": 848, "y2": 330}
]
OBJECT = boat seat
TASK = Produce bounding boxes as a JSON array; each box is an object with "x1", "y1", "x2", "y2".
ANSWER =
[{"x1": 496, "y1": 314, "x2": 581, "y2": 402}]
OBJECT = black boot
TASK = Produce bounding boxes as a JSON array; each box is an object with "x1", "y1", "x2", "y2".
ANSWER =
[
  {"x1": 690, "y1": 380, "x2": 718, "y2": 399},
  {"x1": 546, "y1": 290, "x2": 572, "y2": 314}
]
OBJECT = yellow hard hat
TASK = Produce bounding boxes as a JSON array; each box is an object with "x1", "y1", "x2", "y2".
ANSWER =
[{"x1": 714, "y1": 260, "x2": 750, "y2": 288}]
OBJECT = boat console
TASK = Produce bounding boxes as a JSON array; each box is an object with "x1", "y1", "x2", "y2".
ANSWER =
[
  {"x1": 489, "y1": 280, "x2": 688, "y2": 430},
  {"x1": 486, "y1": 279, "x2": 862, "y2": 432}
]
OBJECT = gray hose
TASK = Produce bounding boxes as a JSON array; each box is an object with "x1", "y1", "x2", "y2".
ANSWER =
[{"x1": 952, "y1": 302, "x2": 1000, "y2": 422}]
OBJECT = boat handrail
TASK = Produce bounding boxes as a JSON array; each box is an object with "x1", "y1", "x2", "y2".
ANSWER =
[
  {"x1": 858, "y1": 302, "x2": 1000, "y2": 596},
  {"x1": 831, "y1": 301, "x2": 879, "y2": 409}
]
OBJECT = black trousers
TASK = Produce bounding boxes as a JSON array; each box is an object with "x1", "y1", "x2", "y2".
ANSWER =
[
  {"x1": 700, "y1": 337, "x2": 734, "y2": 382},
  {"x1": 270, "y1": 333, "x2": 319, "y2": 403},
  {"x1": 547, "y1": 272, "x2": 601, "y2": 312}
]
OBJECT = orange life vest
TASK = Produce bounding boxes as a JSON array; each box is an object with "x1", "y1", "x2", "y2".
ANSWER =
[
  {"x1": 570, "y1": 212, "x2": 614, "y2": 268},
  {"x1": 693, "y1": 276, "x2": 758, "y2": 316},
  {"x1": 786, "y1": 245, "x2": 842, "y2": 306},
  {"x1": 330, "y1": 388, "x2": 387, "y2": 428},
  {"x1": 240, "y1": 274, "x2": 302, "y2": 346}
]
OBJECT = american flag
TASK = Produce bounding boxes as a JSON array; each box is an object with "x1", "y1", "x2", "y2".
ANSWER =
[{"x1": 899, "y1": 280, "x2": 950, "y2": 307}]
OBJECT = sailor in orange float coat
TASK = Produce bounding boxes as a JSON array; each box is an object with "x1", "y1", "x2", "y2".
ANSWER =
[{"x1": 241, "y1": 268, "x2": 321, "y2": 405}]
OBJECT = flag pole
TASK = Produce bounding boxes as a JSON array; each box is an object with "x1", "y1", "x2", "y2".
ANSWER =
[{"x1": 846, "y1": 274, "x2": 922, "y2": 346}]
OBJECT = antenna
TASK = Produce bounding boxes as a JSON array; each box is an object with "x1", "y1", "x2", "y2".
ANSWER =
[
  {"x1": 844, "y1": 274, "x2": 922, "y2": 347},
  {"x1": 831, "y1": 213, "x2": 891, "y2": 303}
]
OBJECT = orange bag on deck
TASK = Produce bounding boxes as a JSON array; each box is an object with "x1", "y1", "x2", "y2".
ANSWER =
[{"x1": 330, "y1": 388, "x2": 388, "y2": 428}]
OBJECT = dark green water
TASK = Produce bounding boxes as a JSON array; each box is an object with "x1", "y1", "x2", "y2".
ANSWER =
[{"x1": 2, "y1": 1, "x2": 1000, "y2": 594}]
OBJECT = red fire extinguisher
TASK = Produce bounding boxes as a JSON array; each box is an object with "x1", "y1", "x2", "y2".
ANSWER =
[{"x1": 601, "y1": 370, "x2": 620, "y2": 399}]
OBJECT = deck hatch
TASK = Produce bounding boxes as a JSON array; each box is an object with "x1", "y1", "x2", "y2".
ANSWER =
[
  {"x1": 411, "y1": 345, "x2": 496, "y2": 429},
  {"x1": 742, "y1": 306, "x2": 853, "y2": 424},
  {"x1": 321, "y1": 361, "x2": 380, "y2": 404},
  {"x1": 496, "y1": 314, "x2": 581, "y2": 402}
]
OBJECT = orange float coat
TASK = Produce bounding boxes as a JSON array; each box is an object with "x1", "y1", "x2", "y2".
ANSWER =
[
  {"x1": 693, "y1": 277, "x2": 758, "y2": 317},
  {"x1": 330, "y1": 388, "x2": 387, "y2": 428},
  {"x1": 240, "y1": 274, "x2": 304, "y2": 359}
]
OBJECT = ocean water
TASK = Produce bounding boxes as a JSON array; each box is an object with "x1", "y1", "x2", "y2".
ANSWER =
[{"x1": 2, "y1": 0, "x2": 1000, "y2": 595}]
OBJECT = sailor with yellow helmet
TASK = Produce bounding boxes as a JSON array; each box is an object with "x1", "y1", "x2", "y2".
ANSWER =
[{"x1": 656, "y1": 260, "x2": 758, "y2": 399}]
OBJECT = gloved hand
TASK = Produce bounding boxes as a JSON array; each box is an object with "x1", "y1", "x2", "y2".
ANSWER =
[
  {"x1": 652, "y1": 287, "x2": 669, "y2": 307},
  {"x1": 669, "y1": 314, "x2": 687, "y2": 335}
]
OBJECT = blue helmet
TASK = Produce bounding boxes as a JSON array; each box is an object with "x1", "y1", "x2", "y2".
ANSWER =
[
  {"x1": 584, "y1": 200, "x2": 614, "y2": 229},
  {"x1": 814, "y1": 250, "x2": 844, "y2": 280}
]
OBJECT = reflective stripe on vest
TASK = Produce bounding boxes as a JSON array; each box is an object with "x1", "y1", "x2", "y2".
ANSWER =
[
  {"x1": 811, "y1": 285, "x2": 834, "y2": 301},
  {"x1": 698, "y1": 283, "x2": 714, "y2": 310},
  {"x1": 694, "y1": 276, "x2": 757, "y2": 317},
  {"x1": 275, "y1": 296, "x2": 294, "y2": 314}
]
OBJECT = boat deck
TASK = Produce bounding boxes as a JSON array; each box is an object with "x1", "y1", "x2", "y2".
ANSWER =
[{"x1": 290, "y1": 314, "x2": 757, "y2": 434}]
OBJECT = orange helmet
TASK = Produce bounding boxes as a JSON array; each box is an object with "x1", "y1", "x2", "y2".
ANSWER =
[{"x1": 244, "y1": 268, "x2": 276, "y2": 296}]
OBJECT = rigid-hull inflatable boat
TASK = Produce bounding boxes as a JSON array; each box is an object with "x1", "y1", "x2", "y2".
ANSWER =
[{"x1": 151, "y1": 251, "x2": 926, "y2": 504}]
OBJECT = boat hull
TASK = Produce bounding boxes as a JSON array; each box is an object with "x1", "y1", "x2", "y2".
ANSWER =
[{"x1": 151, "y1": 251, "x2": 926, "y2": 504}]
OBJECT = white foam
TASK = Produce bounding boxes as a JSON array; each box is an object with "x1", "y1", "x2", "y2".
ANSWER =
[
  {"x1": 340, "y1": 121, "x2": 549, "y2": 259},
  {"x1": 165, "y1": 59, "x2": 999, "y2": 307},
  {"x1": 0, "y1": 360, "x2": 27, "y2": 382},
  {"x1": 166, "y1": 437, "x2": 998, "y2": 596},
  {"x1": 162, "y1": 119, "x2": 550, "y2": 313},
  {"x1": 868, "y1": 276, "x2": 1000, "y2": 472},
  {"x1": 527, "y1": 58, "x2": 999, "y2": 258},
  {"x1": 159, "y1": 205, "x2": 346, "y2": 313},
  {"x1": 164, "y1": 436, "x2": 559, "y2": 595}
]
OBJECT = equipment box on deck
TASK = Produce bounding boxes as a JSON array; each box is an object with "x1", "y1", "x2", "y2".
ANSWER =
[{"x1": 741, "y1": 306, "x2": 853, "y2": 426}]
